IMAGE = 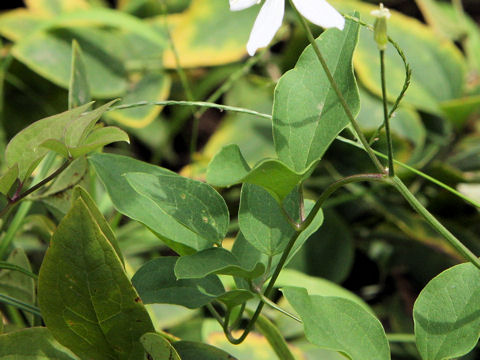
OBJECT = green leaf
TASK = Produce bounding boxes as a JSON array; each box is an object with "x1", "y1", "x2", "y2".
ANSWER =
[
  {"x1": 68, "y1": 126, "x2": 130, "y2": 158},
  {"x1": 332, "y1": 0, "x2": 466, "y2": 115},
  {"x1": 38, "y1": 198, "x2": 154, "y2": 360},
  {"x1": 68, "y1": 40, "x2": 90, "y2": 110},
  {"x1": 174, "y1": 247, "x2": 265, "y2": 280},
  {"x1": 131, "y1": 256, "x2": 225, "y2": 309},
  {"x1": 64, "y1": 100, "x2": 118, "y2": 148},
  {"x1": 276, "y1": 269, "x2": 371, "y2": 314},
  {"x1": 216, "y1": 289, "x2": 254, "y2": 308},
  {"x1": 124, "y1": 171, "x2": 229, "y2": 247},
  {"x1": 0, "y1": 327, "x2": 78, "y2": 359},
  {"x1": 89, "y1": 153, "x2": 203, "y2": 255},
  {"x1": 0, "y1": 165, "x2": 18, "y2": 196},
  {"x1": 104, "y1": 72, "x2": 171, "y2": 128},
  {"x1": 71, "y1": 185, "x2": 124, "y2": 266},
  {"x1": 413, "y1": 263, "x2": 480, "y2": 360},
  {"x1": 273, "y1": 17, "x2": 360, "y2": 172},
  {"x1": 40, "y1": 157, "x2": 88, "y2": 197},
  {"x1": 40, "y1": 139, "x2": 70, "y2": 158},
  {"x1": 0, "y1": 249, "x2": 35, "y2": 326},
  {"x1": 282, "y1": 287, "x2": 390, "y2": 360},
  {"x1": 12, "y1": 28, "x2": 128, "y2": 98},
  {"x1": 239, "y1": 183, "x2": 296, "y2": 256},
  {"x1": 207, "y1": 144, "x2": 316, "y2": 202},
  {"x1": 5, "y1": 102, "x2": 92, "y2": 181},
  {"x1": 0, "y1": 9, "x2": 45, "y2": 42},
  {"x1": 141, "y1": 332, "x2": 181, "y2": 360},
  {"x1": 172, "y1": 341, "x2": 237, "y2": 360}
]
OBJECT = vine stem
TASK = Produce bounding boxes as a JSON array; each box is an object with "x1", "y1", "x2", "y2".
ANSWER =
[
  {"x1": 380, "y1": 50, "x2": 394, "y2": 176},
  {"x1": 289, "y1": 0, "x2": 385, "y2": 174},
  {"x1": 390, "y1": 176, "x2": 480, "y2": 269},
  {"x1": 221, "y1": 173, "x2": 385, "y2": 344},
  {"x1": 109, "y1": 100, "x2": 272, "y2": 120},
  {"x1": 0, "y1": 155, "x2": 70, "y2": 259},
  {"x1": 0, "y1": 294, "x2": 41, "y2": 317}
]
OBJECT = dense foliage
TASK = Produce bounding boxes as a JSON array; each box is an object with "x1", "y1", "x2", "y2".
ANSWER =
[{"x1": 0, "y1": 0, "x2": 480, "y2": 359}]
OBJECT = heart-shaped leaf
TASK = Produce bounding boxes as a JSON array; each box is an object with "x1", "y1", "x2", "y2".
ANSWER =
[
  {"x1": 273, "y1": 17, "x2": 360, "y2": 172},
  {"x1": 283, "y1": 287, "x2": 390, "y2": 360},
  {"x1": 414, "y1": 263, "x2": 480, "y2": 360}
]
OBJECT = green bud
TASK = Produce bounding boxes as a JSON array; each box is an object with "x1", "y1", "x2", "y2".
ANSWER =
[{"x1": 371, "y1": 3, "x2": 391, "y2": 51}]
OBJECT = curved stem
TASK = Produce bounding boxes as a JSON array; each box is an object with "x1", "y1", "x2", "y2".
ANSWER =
[
  {"x1": 289, "y1": 0, "x2": 385, "y2": 173},
  {"x1": 0, "y1": 294, "x2": 41, "y2": 317},
  {"x1": 390, "y1": 176, "x2": 480, "y2": 269},
  {"x1": 0, "y1": 261, "x2": 38, "y2": 280},
  {"x1": 224, "y1": 173, "x2": 386, "y2": 344},
  {"x1": 301, "y1": 173, "x2": 386, "y2": 231},
  {"x1": 380, "y1": 50, "x2": 394, "y2": 176}
]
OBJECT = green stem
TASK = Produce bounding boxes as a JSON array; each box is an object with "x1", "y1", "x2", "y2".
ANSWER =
[
  {"x1": 224, "y1": 173, "x2": 386, "y2": 344},
  {"x1": 390, "y1": 176, "x2": 480, "y2": 269},
  {"x1": 109, "y1": 100, "x2": 272, "y2": 120},
  {"x1": 225, "y1": 230, "x2": 302, "y2": 345},
  {"x1": 0, "y1": 294, "x2": 41, "y2": 317},
  {"x1": 258, "y1": 294, "x2": 301, "y2": 323},
  {"x1": 0, "y1": 261, "x2": 38, "y2": 280},
  {"x1": 0, "y1": 154, "x2": 60, "y2": 259},
  {"x1": 289, "y1": 1, "x2": 385, "y2": 173},
  {"x1": 380, "y1": 50, "x2": 394, "y2": 176},
  {"x1": 0, "y1": 159, "x2": 71, "y2": 219},
  {"x1": 302, "y1": 173, "x2": 386, "y2": 231},
  {"x1": 336, "y1": 135, "x2": 480, "y2": 209},
  {"x1": 386, "y1": 333, "x2": 416, "y2": 343}
]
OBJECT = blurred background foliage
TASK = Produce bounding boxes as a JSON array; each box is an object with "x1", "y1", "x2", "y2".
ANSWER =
[{"x1": 0, "y1": 0, "x2": 480, "y2": 358}]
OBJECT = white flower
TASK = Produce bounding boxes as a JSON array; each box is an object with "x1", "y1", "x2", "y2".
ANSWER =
[{"x1": 230, "y1": 0, "x2": 345, "y2": 55}]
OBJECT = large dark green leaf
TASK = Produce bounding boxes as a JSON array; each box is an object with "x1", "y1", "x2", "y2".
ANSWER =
[
  {"x1": 413, "y1": 263, "x2": 480, "y2": 360},
  {"x1": 38, "y1": 198, "x2": 154, "y2": 360},
  {"x1": 90, "y1": 153, "x2": 227, "y2": 254},
  {"x1": 125, "y1": 172, "x2": 229, "y2": 247},
  {"x1": 132, "y1": 256, "x2": 225, "y2": 309},
  {"x1": 174, "y1": 247, "x2": 265, "y2": 280},
  {"x1": 283, "y1": 287, "x2": 390, "y2": 360},
  {"x1": 273, "y1": 17, "x2": 360, "y2": 172}
]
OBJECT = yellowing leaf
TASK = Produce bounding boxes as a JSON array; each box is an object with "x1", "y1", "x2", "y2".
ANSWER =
[{"x1": 155, "y1": 0, "x2": 257, "y2": 68}]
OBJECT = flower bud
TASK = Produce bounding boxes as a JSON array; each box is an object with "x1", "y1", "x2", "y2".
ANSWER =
[{"x1": 371, "y1": 3, "x2": 391, "y2": 51}]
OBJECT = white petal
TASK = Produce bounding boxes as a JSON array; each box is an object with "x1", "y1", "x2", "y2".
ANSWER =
[
  {"x1": 230, "y1": 0, "x2": 261, "y2": 11},
  {"x1": 246, "y1": 0, "x2": 285, "y2": 55},
  {"x1": 292, "y1": 0, "x2": 345, "y2": 30}
]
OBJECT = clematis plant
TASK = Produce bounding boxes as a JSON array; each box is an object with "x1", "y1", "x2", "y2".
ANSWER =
[{"x1": 230, "y1": 0, "x2": 345, "y2": 55}]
